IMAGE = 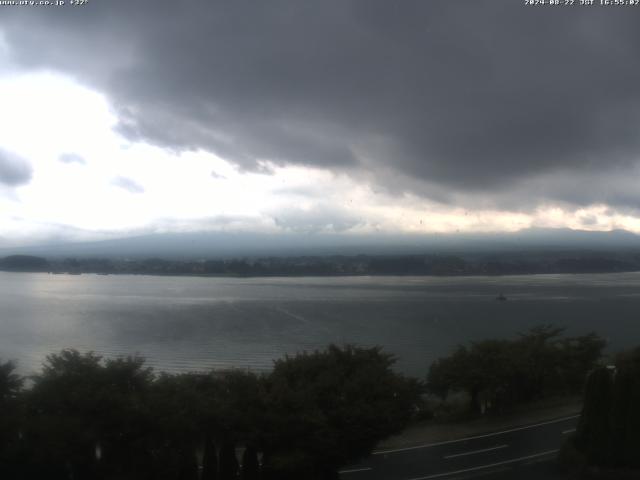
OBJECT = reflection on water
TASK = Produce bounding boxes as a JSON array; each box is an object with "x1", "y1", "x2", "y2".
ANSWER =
[{"x1": 1, "y1": 271, "x2": 639, "y2": 376}]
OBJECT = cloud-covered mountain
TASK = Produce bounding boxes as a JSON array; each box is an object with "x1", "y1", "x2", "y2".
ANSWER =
[{"x1": 2, "y1": 228, "x2": 639, "y2": 260}]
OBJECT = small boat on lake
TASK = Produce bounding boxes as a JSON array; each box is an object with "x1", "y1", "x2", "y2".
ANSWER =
[{"x1": 496, "y1": 293, "x2": 507, "y2": 301}]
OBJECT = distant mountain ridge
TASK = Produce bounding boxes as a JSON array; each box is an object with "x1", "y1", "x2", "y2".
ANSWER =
[{"x1": 1, "y1": 228, "x2": 639, "y2": 260}]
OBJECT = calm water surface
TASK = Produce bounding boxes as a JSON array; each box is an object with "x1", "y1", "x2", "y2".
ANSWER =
[{"x1": 1, "y1": 272, "x2": 639, "y2": 376}]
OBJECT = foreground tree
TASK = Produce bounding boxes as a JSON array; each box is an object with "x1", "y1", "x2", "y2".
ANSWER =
[
  {"x1": 97, "y1": 355, "x2": 156, "y2": 478},
  {"x1": 427, "y1": 326, "x2": 605, "y2": 414},
  {"x1": 23, "y1": 350, "x2": 107, "y2": 479},
  {"x1": 20, "y1": 350, "x2": 157, "y2": 479},
  {"x1": 1, "y1": 345, "x2": 423, "y2": 479},
  {"x1": 575, "y1": 366, "x2": 613, "y2": 465},
  {"x1": 0, "y1": 360, "x2": 24, "y2": 479},
  {"x1": 263, "y1": 345, "x2": 423, "y2": 479},
  {"x1": 608, "y1": 348, "x2": 640, "y2": 468},
  {"x1": 568, "y1": 347, "x2": 640, "y2": 471}
]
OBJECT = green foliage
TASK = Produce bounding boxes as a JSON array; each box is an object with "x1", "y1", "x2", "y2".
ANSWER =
[
  {"x1": 427, "y1": 326, "x2": 605, "y2": 414},
  {"x1": 0, "y1": 360, "x2": 23, "y2": 402},
  {"x1": 0, "y1": 361, "x2": 25, "y2": 479},
  {"x1": 263, "y1": 345, "x2": 423, "y2": 477},
  {"x1": 572, "y1": 347, "x2": 640, "y2": 469},
  {"x1": 20, "y1": 351, "x2": 156, "y2": 479},
  {"x1": 0, "y1": 345, "x2": 420, "y2": 479},
  {"x1": 576, "y1": 367, "x2": 613, "y2": 465}
]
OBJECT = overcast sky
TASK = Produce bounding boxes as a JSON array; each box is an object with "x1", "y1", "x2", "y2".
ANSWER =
[{"x1": 1, "y1": 1, "x2": 640, "y2": 247}]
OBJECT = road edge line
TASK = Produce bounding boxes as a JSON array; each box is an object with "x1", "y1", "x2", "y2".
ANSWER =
[
  {"x1": 374, "y1": 414, "x2": 579, "y2": 455},
  {"x1": 443, "y1": 444, "x2": 508, "y2": 460},
  {"x1": 406, "y1": 449, "x2": 559, "y2": 480}
]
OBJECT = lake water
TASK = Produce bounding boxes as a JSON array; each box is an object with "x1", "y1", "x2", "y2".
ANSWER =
[{"x1": 1, "y1": 271, "x2": 639, "y2": 377}]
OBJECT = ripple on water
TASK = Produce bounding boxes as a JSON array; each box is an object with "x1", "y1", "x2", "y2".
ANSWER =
[{"x1": 2, "y1": 272, "x2": 640, "y2": 377}]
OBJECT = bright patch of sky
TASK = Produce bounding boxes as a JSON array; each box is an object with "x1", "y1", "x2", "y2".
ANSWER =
[{"x1": 0, "y1": 71, "x2": 638, "y2": 247}]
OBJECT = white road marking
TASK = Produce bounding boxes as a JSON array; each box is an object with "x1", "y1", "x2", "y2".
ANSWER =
[
  {"x1": 373, "y1": 415, "x2": 579, "y2": 455},
  {"x1": 562, "y1": 428, "x2": 576, "y2": 435},
  {"x1": 405, "y1": 449, "x2": 559, "y2": 480},
  {"x1": 339, "y1": 467, "x2": 372, "y2": 474},
  {"x1": 443, "y1": 444, "x2": 508, "y2": 460}
]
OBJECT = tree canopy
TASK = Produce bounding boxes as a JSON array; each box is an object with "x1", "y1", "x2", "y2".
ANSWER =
[
  {"x1": 573, "y1": 347, "x2": 640, "y2": 469},
  {"x1": 427, "y1": 326, "x2": 605, "y2": 414},
  {"x1": 263, "y1": 345, "x2": 423, "y2": 478},
  {"x1": 0, "y1": 345, "x2": 422, "y2": 480}
]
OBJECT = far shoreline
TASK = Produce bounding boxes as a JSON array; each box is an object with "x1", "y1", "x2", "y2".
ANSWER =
[
  {"x1": 3, "y1": 270, "x2": 640, "y2": 280},
  {"x1": 5, "y1": 251, "x2": 640, "y2": 278}
]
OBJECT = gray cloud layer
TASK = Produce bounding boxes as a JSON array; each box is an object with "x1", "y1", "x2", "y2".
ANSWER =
[
  {"x1": 111, "y1": 176, "x2": 144, "y2": 194},
  {"x1": 273, "y1": 204, "x2": 363, "y2": 233},
  {"x1": 2, "y1": 1, "x2": 640, "y2": 209},
  {"x1": 58, "y1": 153, "x2": 86, "y2": 165},
  {"x1": 0, "y1": 148, "x2": 32, "y2": 186}
]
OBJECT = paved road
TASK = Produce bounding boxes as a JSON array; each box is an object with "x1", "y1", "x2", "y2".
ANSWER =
[{"x1": 340, "y1": 415, "x2": 579, "y2": 480}]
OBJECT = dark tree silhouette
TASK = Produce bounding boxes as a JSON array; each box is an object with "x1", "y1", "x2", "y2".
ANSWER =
[
  {"x1": 428, "y1": 326, "x2": 605, "y2": 414},
  {"x1": 263, "y1": 345, "x2": 423, "y2": 479},
  {"x1": 0, "y1": 360, "x2": 24, "y2": 479},
  {"x1": 568, "y1": 347, "x2": 640, "y2": 470},
  {"x1": 576, "y1": 367, "x2": 613, "y2": 465},
  {"x1": 1, "y1": 345, "x2": 421, "y2": 479}
]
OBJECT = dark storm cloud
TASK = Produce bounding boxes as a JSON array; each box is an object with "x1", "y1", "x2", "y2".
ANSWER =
[
  {"x1": 58, "y1": 153, "x2": 86, "y2": 165},
  {"x1": 2, "y1": 1, "x2": 640, "y2": 207},
  {"x1": 111, "y1": 176, "x2": 144, "y2": 194},
  {"x1": 0, "y1": 148, "x2": 32, "y2": 186}
]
